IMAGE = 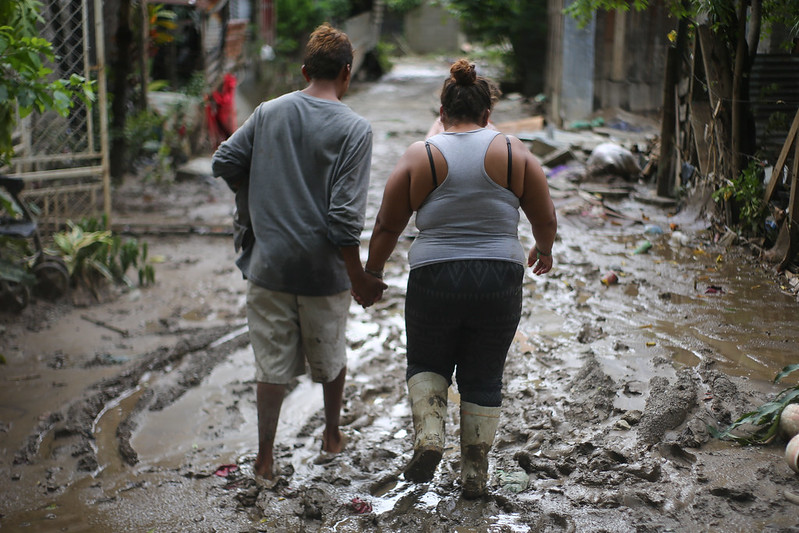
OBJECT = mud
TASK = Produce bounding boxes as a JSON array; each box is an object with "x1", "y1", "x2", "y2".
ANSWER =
[{"x1": 2, "y1": 56, "x2": 799, "y2": 532}]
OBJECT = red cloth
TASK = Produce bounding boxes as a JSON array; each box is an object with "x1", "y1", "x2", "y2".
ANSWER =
[
  {"x1": 213, "y1": 73, "x2": 237, "y2": 137},
  {"x1": 207, "y1": 73, "x2": 237, "y2": 148}
]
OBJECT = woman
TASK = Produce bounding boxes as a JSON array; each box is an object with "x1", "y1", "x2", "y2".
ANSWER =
[{"x1": 362, "y1": 59, "x2": 557, "y2": 499}]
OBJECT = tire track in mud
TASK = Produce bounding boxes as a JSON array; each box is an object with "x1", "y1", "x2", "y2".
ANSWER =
[{"x1": 13, "y1": 324, "x2": 251, "y2": 473}]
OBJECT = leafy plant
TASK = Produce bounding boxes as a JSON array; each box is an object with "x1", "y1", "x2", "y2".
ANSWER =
[
  {"x1": 52, "y1": 218, "x2": 156, "y2": 293},
  {"x1": 121, "y1": 108, "x2": 176, "y2": 182},
  {"x1": 0, "y1": 0, "x2": 95, "y2": 165},
  {"x1": 274, "y1": 0, "x2": 350, "y2": 54},
  {"x1": 712, "y1": 159, "x2": 766, "y2": 235},
  {"x1": 147, "y1": 2, "x2": 177, "y2": 53},
  {"x1": 440, "y1": 0, "x2": 549, "y2": 94},
  {"x1": 710, "y1": 364, "x2": 799, "y2": 445}
]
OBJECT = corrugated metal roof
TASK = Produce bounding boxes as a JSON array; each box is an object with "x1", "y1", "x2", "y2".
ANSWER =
[{"x1": 749, "y1": 54, "x2": 799, "y2": 162}]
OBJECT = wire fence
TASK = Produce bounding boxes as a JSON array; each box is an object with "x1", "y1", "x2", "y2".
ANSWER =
[{"x1": 6, "y1": 0, "x2": 109, "y2": 229}]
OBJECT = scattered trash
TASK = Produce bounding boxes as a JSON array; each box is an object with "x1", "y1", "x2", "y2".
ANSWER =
[
  {"x1": 645, "y1": 342, "x2": 656, "y2": 347},
  {"x1": 765, "y1": 216, "x2": 778, "y2": 232},
  {"x1": 497, "y1": 469, "x2": 530, "y2": 493},
  {"x1": 643, "y1": 224, "x2": 663, "y2": 235},
  {"x1": 214, "y1": 464, "x2": 238, "y2": 477},
  {"x1": 717, "y1": 229, "x2": 738, "y2": 248},
  {"x1": 705, "y1": 285, "x2": 724, "y2": 294},
  {"x1": 780, "y1": 404, "x2": 799, "y2": 438},
  {"x1": 567, "y1": 117, "x2": 605, "y2": 131},
  {"x1": 347, "y1": 497, "x2": 373, "y2": 514},
  {"x1": 786, "y1": 434, "x2": 799, "y2": 474},
  {"x1": 541, "y1": 147, "x2": 577, "y2": 167},
  {"x1": 586, "y1": 142, "x2": 642, "y2": 180},
  {"x1": 670, "y1": 231, "x2": 691, "y2": 247},
  {"x1": 601, "y1": 271, "x2": 619, "y2": 286},
  {"x1": 633, "y1": 240, "x2": 652, "y2": 254}
]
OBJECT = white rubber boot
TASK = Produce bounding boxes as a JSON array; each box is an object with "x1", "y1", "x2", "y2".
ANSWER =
[
  {"x1": 403, "y1": 372, "x2": 449, "y2": 483},
  {"x1": 460, "y1": 401, "x2": 501, "y2": 499}
]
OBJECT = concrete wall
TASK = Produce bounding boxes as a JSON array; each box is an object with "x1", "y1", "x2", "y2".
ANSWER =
[
  {"x1": 550, "y1": 0, "x2": 596, "y2": 125},
  {"x1": 592, "y1": 4, "x2": 673, "y2": 114},
  {"x1": 546, "y1": 0, "x2": 673, "y2": 125},
  {"x1": 404, "y1": 3, "x2": 463, "y2": 55}
]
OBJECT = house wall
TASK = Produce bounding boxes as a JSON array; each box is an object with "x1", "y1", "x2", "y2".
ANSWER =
[
  {"x1": 593, "y1": 3, "x2": 674, "y2": 115},
  {"x1": 547, "y1": 0, "x2": 596, "y2": 125},
  {"x1": 546, "y1": 0, "x2": 674, "y2": 125}
]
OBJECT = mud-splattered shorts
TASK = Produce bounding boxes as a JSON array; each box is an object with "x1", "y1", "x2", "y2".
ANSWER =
[
  {"x1": 405, "y1": 259, "x2": 523, "y2": 407},
  {"x1": 246, "y1": 282, "x2": 351, "y2": 384}
]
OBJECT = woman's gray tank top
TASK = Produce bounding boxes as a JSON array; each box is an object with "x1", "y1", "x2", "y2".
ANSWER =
[{"x1": 408, "y1": 128, "x2": 526, "y2": 269}]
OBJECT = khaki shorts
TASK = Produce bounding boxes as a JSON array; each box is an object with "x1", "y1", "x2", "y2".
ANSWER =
[{"x1": 246, "y1": 282, "x2": 351, "y2": 384}]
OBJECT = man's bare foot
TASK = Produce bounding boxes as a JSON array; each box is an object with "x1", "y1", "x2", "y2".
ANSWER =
[{"x1": 321, "y1": 428, "x2": 347, "y2": 454}]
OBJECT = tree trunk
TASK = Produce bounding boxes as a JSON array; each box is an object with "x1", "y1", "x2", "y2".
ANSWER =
[
  {"x1": 697, "y1": 24, "x2": 734, "y2": 182},
  {"x1": 109, "y1": 0, "x2": 132, "y2": 181},
  {"x1": 656, "y1": 14, "x2": 689, "y2": 198},
  {"x1": 731, "y1": 0, "x2": 750, "y2": 181}
]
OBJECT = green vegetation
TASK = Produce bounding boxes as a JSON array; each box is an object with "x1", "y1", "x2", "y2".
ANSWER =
[
  {"x1": 52, "y1": 217, "x2": 156, "y2": 292},
  {"x1": 712, "y1": 159, "x2": 766, "y2": 236},
  {"x1": 0, "y1": 0, "x2": 95, "y2": 166},
  {"x1": 275, "y1": 0, "x2": 351, "y2": 54},
  {"x1": 440, "y1": 0, "x2": 548, "y2": 95},
  {"x1": 710, "y1": 364, "x2": 799, "y2": 445}
]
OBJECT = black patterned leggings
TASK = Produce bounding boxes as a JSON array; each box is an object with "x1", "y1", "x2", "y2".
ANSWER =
[{"x1": 405, "y1": 259, "x2": 523, "y2": 407}]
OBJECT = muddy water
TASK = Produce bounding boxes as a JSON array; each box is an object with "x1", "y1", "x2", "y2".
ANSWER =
[{"x1": 2, "y1": 56, "x2": 799, "y2": 531}]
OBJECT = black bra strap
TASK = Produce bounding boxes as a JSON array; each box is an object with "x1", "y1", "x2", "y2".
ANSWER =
[
  {"x1": 425, "y1": 141, "x2": 438, "y2": 188},
  {"x1": 506, "y1": 136, "x2": 513, "y2": 190}
]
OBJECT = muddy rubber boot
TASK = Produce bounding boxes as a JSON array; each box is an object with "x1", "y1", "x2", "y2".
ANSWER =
[
  {"x1": 460, "y1": 401, "x2": 500, "y2": 499},
  {"x1": 403, "y1": 372, "x2": 449, "y2": 483}
]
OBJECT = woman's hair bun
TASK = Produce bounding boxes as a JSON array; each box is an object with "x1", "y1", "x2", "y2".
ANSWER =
[{"x1": 450, "y1": 59, "x2": 477, "y2": 86}]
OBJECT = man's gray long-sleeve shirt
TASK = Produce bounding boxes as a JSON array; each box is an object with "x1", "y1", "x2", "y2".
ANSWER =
[{"x1": 212, "y1": 91, "x2": 372, "y2": 296}]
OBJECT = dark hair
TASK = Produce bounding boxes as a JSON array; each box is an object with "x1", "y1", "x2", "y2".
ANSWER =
[
  {"x1": 440, "y1": 59, "x2": 500, "y2": 123},
  {"x1": 303, "y1": 23, "x2": 353, "y2": 80}
]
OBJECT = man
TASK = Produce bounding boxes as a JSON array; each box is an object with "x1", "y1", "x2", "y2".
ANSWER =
[{"x1": 212, "y1": 23, "x2": 386, "y2": 481}]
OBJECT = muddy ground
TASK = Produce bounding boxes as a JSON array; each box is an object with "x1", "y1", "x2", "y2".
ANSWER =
[{"x1": 2, "y1": 56, "x2": 799, "y2": 532}]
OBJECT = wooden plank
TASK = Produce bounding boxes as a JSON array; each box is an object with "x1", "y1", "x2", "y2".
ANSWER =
[
  {"x1": 495, "y1": 116, "x2": 545, "y2": 135},
  {"x1": 7, "y1": 166, "x2": 104, "y2": 182},
  {"x1": 763, "y1": 108, "x2": 799, "y2": 204},
  {"x1": 696, "y1": 25, "x2": 732, "y2": 112},
  {"x1": 790, "y1": 136, "x2": 799, "y2": 220},
  {"x1": 689, "y1": 101, "x2": 712, "y2": 176},
  {"x1": 10, "y1": 152, "x2": 102, "y2": 166},
  {"x1": 779, "y1": 139, "x2": 799, "y2": 271}
]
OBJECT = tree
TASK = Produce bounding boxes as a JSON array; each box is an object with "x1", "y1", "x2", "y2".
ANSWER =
[
  {"x1": 0, "y1": 0, "x2": 93, "y2": 167},
  {"x1": 441, "y1": 0, "x2": 549, "y2": 95},
  {"x1": 565, "y1": 0, "x2": 799, "y2": 199}
]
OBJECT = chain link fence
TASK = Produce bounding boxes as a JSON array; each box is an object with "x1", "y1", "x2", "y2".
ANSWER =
[{"x1": 7, "y1": 0, "x2": 109, "y2": 228}]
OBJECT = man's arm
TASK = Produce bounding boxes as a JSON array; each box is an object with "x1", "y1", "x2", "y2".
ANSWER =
[
  {"x1": 211, "y1": 108, "x2": 258, "y2": 191},
  {"x1": 341, "y1": 245, "x2": 386, "y2": 307},
  {"x1": 326, "y1": 124, "x2": 386, "y2": 306}
]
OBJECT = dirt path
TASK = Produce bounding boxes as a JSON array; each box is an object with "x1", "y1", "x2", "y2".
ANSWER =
[{"x1": 2, "y1": 56, "x2": 799, "y2": 532}]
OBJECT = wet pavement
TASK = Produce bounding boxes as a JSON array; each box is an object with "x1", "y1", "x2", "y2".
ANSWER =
[{"x1": 1, "y1": 56, "x2": 799, "y2": 532}]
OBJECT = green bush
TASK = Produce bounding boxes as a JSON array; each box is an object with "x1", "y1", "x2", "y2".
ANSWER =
[
  {"x1": 52, "y1": 217, "x2": 156, "y2": 293},
  {"x1": 712, "y1": 159, "x2": 766, "y2": 235}
]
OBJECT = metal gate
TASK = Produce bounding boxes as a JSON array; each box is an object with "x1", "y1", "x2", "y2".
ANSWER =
[{"x1": 6, "y1": 0, "x2": 110, "y2": 228}]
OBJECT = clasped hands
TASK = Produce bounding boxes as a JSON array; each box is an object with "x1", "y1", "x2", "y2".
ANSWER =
[{"x1": 351, "y1": 271, "x2": 387, "y2": 308}]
